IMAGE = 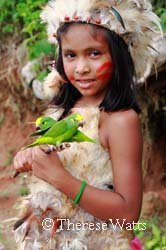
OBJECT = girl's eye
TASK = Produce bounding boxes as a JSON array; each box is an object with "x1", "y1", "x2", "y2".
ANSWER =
[
  {"x1": 90, "y1": 51, "x2": 101, "y2": 57},
  {"x1": 64, "y1": 52, "x2": 75, "y2": 58}
]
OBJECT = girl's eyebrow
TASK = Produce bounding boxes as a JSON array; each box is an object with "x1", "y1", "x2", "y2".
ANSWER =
[
  {"x1": 62, "y1": 49, "x2": 74, "y2": 53},
  {"x1": 62, "y1": 45, "x2": 106, "y2": 53}
]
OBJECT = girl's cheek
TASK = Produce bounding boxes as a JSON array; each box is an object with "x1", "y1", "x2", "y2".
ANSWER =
[
  {"x1": 96, "y1": 61, "x2": 113, "y2": 81},
  {"x1": 63, "y1": 63, "x2": 74, "y2": 81}
]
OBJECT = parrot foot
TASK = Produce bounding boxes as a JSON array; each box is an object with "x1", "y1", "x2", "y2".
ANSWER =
[
  {"x1": 57, "y1": 143, "x2": 71, "y2": 152},
  {"x1": 39, "y1": 144, "x2": 71, "y2": 153},
  {"x1": 56, "y1": 144, "x2": 65, "y2": 152},
  {"x1": 52, "y1": 146, "x2": 57, "y2": 151},
  {"x1": 39, "y1": 145, "x2": 52, "y2": 154}
]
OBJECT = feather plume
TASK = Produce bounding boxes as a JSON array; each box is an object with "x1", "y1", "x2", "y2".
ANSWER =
[
  {"x1": 110, "y1": 6, "x2": 126, "y2": 30},
  {"x1": 41, "y1": 0, "x2": 163, "y2": 83},
  {"x1": 43, "y1": 69, "x2": 65, "y2": 100}
]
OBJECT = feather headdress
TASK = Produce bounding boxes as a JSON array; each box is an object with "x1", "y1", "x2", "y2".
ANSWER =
[{"x1": 41, "y1": 0, "x2": 163, "y2": 97}]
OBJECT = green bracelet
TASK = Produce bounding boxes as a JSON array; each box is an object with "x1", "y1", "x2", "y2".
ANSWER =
[{"x1": 73, "y1": 181, "x2": 87, "y2": 205}]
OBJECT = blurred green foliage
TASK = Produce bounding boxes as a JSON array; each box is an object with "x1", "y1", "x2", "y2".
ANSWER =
[
  {"x1": 0, "y1": 0, "x2": 55, "y2": 60},
  {"x1": 151, "y1": 0, "x2": 166, "y2": 31},
  {"x1": 135, "y1": 215, "x2": 166, "y2": 250}
]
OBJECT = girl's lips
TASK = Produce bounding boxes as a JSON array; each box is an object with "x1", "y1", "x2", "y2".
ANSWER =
[{"x1": 76, "y1": 79, "x2": 95, "y2": 89}]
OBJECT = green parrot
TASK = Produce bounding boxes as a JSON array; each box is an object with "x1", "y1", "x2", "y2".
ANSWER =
[
  {"x1": 31, "y1": 115, "x2": 95, "y2": 144},
  {"x1": 23, "y1": 113, "x2": 95, "y2": 149}
]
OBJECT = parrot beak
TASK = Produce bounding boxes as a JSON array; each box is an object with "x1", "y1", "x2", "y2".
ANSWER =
[
  {"x1": 36, "y1": 126, "x2": 41, "y2": 130},
  {"x1": 78, "y1": 121, "x2": 85, "y2": 127}
]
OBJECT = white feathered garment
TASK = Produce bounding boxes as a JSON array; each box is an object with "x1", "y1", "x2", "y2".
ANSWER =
[{"x1": 14, "y1": 107, "x2": 133, "y2": 250}]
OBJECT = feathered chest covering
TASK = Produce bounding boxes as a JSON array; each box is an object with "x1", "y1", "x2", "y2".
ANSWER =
[{"x1": 14, "y1": 107, "x2": 132, "y2": 250}]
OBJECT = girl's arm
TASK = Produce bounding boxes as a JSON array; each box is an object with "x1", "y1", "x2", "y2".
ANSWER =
[{"x1": 55, "y1": 109, "x2": 142, "y2": 223}]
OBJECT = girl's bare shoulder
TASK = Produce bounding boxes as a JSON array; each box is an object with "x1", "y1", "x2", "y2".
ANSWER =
[
  {"x1": 101, "y1": 109, "x2": 140, "y2": 128},
  {"x1": 99, "y1": 109, "x2": 141, "y2": 149}
]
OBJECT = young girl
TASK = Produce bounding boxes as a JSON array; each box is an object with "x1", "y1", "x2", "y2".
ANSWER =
[{"x1": 13, "y1": 0, "x2": 161, "y2": 249}]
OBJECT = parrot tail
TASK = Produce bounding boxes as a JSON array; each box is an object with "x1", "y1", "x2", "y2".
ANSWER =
[
  {"x1": 72, "y1": 130, "x2": 96, "y2": 143},
  {"x1": 21, "y1": 141, "x2": 40, "y2": 150}
]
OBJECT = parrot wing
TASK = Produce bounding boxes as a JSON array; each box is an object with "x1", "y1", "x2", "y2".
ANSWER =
[
  {"x1": 30, "y1": 128, "x2": 50, "y2": 137},
  {"x1": 71, "y1": 130, "x2": 96, "y2": 143},
  {"x1": 52, "y1": 124, "x2": 78, "y2": 147},
  {"x1": 43, "y1": 113, "x2": 81, "y2": 138},
  {"x1": 43, "y1": 119, "x2": 68, "y2": 138}
]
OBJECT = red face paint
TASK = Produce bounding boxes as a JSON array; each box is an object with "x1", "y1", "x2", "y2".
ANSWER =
[
  {"x1": 68, "y1": 75, "x2": 74, "y2": 81},
  {"x1": 96, "y1": 61, "x2": 112, "y2": 74},
  {"x1": 97, "y1": 72, "x2": 112, "y2": 81}
]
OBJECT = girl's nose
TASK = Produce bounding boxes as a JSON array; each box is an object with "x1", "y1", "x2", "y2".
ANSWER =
[{"x1": 75, "y1": 58, "x2": 90, "y2": 74}]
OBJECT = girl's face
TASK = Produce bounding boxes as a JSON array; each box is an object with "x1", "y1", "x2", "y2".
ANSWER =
[{"x1": 61, "y1": 24, "x2": 112, "y2": 101}]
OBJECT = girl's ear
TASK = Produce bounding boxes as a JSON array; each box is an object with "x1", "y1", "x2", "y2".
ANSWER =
[{"x1": 43, "y1": 69, "x2": 65, "y2": 100}]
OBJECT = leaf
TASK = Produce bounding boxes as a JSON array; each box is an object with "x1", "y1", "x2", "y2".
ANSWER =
[
  {"x1": 145, "y1": 238, "x2": 159, "y2": 249},
  {"x1": 161, "y1": 237, "x2": 166, "y2": 246},
  {"x1": 2, "y1": 24, "x2": 14, "y2": 33},
  {"x1": 29, "y1": 40, "x2": 55, "y2": 59},
  {"x1": 152, "y1": 224, "x2": 161, "y2": 240},
  {"x1": 37, "y1": 70, "x2": 48, "y2": 81}
]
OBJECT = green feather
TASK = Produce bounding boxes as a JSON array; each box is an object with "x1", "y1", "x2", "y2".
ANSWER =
[
  {"x1": 71, "y1": 130, "x2": 96, "y2": 143},
  {"x1": 52, "y1": 126, "x2": 79, "y2": 147},
  {"x1": 30, "y1": 129, "x2": 49, "y2": 137}
]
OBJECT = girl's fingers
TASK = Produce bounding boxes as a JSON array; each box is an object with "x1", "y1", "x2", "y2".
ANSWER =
[
  {"x1": 25, "y1": 148, "x2": 33, "y2": 165},
  {"x1": 13, "y1": 149, "x2": 33, "y2": 173}
]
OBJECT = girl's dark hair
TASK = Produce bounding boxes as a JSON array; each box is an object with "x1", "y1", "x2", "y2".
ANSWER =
[{"x1": 52, "y1": 23, "x2": 140, "y2": 116}]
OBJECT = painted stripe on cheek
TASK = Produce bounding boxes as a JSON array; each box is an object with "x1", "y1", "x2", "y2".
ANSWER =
[
  {"x1": 96, "y1": 61, "x2": 112, "y2": 73},
  {"x1": 68, "y1": 75, "x2": 74, "y2": 81},
  {"x1": 97, "y1": 72, "x2": 112, "y2": 81}
]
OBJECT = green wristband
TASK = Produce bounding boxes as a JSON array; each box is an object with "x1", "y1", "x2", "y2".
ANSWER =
[{"x1": 73, "y1": 181, "x2": 87, "y2": 205}]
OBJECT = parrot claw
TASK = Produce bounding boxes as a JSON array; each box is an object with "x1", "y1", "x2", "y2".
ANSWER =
[
  {"x1": 55, "y1": 143, "x2": 71, "y2": 152},
  {"x1": 39, "y1": 145, "x2": 52, "y2": 154},
  {"x1": 64, "y1": 143, "x2": 71, "y2": 148},
  {"x1": 56, "y1": 145, "x2": 65, "y2": 152},
  {"x1": 52, "y1": 146, "x2": 57, "y2": 151}
]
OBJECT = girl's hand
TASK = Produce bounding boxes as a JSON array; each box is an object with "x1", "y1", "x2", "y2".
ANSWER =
[
  {"x1": 31, "y1": 146, "x2": 66, "y2": 188},
  {"x1": 13, "y1": 146, "x2": 67, "y2": 188},
  {"x1": 13, "y1": 148, "x2": 33, "y2": 174}
]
